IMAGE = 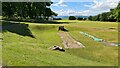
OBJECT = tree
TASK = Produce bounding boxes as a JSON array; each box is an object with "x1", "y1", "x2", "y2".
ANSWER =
[
  {"x1": 69, "y1": 16, "x2": 76, "y2": 20},
  {"x1": 77, "y1": 17, "x2": 83, "y2": 20},
  {"x1": 115, "y1": 2, "x2": 120, "y2": 22},
  {"x1": 88, "y1": 16, "x2": 92, "y2": 21},
  {"x1": 2, "y1": 2, "x2": 14, "y2": 18},
  {"x1": 83, "y1": 18, "x2": 87, "y2": 20},
  {"x1": 2, "y1": 1, "x2": 57, "y2": 22}
]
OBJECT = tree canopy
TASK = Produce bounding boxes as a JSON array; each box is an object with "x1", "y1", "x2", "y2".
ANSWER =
[
  {"x1": 2, "y1": 1, "x2": 57, "y2": 22},
  {"x1": 69, "y1": 16, "x2": 76, "y2": 20}
]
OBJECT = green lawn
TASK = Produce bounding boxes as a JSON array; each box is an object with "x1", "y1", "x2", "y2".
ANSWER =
[
  {"x1": 0, "y1": 32, "x2": 2, "y2": 66},
  {"x1": 0, "y1": 16, "x2": 2, "y2": 20},
  {"x1": 2, "y1": 20, "x2": 118, "y2": 66}
]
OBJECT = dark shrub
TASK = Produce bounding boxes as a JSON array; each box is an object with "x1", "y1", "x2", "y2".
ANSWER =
[
  {"x1": 83, "y1": 18, "x2": 87, "y2": 20},
  {"x1": 77, "y1": 17, "x2": 83, "y2": 20},
  {"x1": 88, "y1": 16, "x2": 92, "y2": 21},
  {"x1": 69, "y1": 16, "x2": 76, "y2": 20}
]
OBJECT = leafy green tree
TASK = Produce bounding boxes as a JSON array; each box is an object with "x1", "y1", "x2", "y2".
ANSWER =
[
  {"x1": 2, "y1": 2, "x2": 14, "y2": 18},
  {"x1": 69, "y1": 16, "x2": 76, "y2": 20},
  {"x1": 88, "y1": 16, "x2": 93, "y2": 21},
  {"x1": 77, "y1": 17, "x2": 83, "y2": 20},
  {"x1": 2, "y1": 1, "x2": 57, "y2": 22}
]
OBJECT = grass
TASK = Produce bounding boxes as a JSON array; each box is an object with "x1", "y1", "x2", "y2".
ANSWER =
[
  {"x1": 0, "y1": 32, "x2": 2, "y2": 66},
  {"x1": 62, "y1": 20, "x2": 118, "y2": 65},
  {"x1": 2, "y1": 20, "x2": 118, "y2": 66},
  {"x1": 0, "y1": 16, "x2": 2, "y2": 65},
  {"x1": 0, "y1": 16, "x2": 2, "y2": 20}
]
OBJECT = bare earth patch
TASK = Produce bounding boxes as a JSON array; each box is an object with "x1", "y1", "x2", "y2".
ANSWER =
[{"x1": 58, "y1": 32, "x2": 85, "y2": 48}]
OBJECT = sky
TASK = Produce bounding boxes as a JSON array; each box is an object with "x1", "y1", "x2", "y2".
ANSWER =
[{"x1": 50, "y1": 0, "x2": 120, "y2": 16}]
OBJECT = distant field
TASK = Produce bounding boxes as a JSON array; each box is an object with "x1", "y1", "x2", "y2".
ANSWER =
[
  {"x1": 0, "y1": 16, "x2": 2, "y2": 20},
  {"x1": 2, "y1": 20, "x2": 118, "y2": 66}
]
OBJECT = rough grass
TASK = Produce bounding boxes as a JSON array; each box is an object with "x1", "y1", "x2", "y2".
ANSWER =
[
  {"x1": 0, "y1": 33, "x2": 2, "y2": 66},
  {"x1": 60, "y1": 20, "x2": 118, "y2": 66},
  {"x1": 2, "y1": 20, "x2": 118, "y2": 66}
]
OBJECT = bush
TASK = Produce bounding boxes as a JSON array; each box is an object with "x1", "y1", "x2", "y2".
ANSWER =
[
  {"x1": 77, "y1": 17, "x2": 83, "y2": 20},
  {"x1": 69, "y1": 16, "x2": 76, "y2": 20},
  {"x1": 83, "y1": 18, "x2": 87, "y2": 20},
  {"x1": 88, "y1": 16, "x2": 92, "y2": 21}
]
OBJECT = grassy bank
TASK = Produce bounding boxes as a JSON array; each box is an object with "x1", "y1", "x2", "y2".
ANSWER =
[{"x1": 2, "y1": 20, "x2": 118, "y2": 66}]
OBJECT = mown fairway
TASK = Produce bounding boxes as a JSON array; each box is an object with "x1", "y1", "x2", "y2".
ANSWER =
[{"x1": 2, "y1": 20, "x2": 118, "y2": 66}]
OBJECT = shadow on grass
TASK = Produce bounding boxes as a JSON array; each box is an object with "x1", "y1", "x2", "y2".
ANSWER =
[
  {"x1": 26, "y1": 21, "x2": 70, "y2": 24},
  {"x1": 2, "y1": 22, "x2": 35, "y2": 38},
  {"x1": 46, "y1": 21, "x2": 70, "y2": 24},
  {"x1": 2, "y1": 18, "x2": 70, "y2": 24},
  {"x1": 58, "y1": 28, "x2": 69, "y2": 32}
]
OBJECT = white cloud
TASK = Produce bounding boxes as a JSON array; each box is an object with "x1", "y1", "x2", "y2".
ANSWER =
[
  {"x1": 91, "y1": 0, "x2": 103, "y2": 9},
  {"x1": 84, "y1": 4, "x2": 93, "y2": 7},
  {"x1": 84, "y1": 0, "x2": 119, "y2": 15},
  {"x1": 54, "y1": 9, "x2": 92, "y2": 16},
  {"x1": 83, "y1": 10, "x2": 90, "y2": 13},
  {"x1": 51, "y1": 0, "x2": 119, "y2": 2},
  {"x1": 67, "y1": 10, "x2": 76, "y2": 14},
  {"x1": 78, "y1": 10, "x2": 92, "y2": 16},
  {"x1": 51, "y1": 0, "x2": 67, "y2": 7},
  {"x1": 106, "y1": 0, "x2": 119, "y2": 2},
  {"x1": 92, "y1": 0, "x2": 118, "y2": 10},
  {"x1": 52, "y1": 0, "x2": 119, "y2": 16},
  {"x1": 59, "y1": 9, "x2": 64, "y2": 12}
]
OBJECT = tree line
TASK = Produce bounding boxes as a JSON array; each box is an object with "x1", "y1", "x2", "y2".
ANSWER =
[
  {"x1": 2, "y1": 1, "x2": 57, "y2": 22},
  {"x1": 88, "y1": 2, "x2": 120, "y2": 22},
  {"x1": 54, "y1": 16, "x2": 87, "y2": 20}
]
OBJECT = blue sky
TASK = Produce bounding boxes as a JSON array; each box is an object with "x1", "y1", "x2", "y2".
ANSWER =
[{"x1": 50, "y1": 0, "x2": 119, "y2": 16}]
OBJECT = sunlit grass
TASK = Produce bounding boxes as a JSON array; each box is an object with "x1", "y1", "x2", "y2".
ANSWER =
[{"x1": 2, "y1": 20, "x2": 118, "y2": 66}]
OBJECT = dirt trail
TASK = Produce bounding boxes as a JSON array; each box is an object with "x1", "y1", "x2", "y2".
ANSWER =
[{"x1": 58, "y1": 32, "x2": 85, "y2": 48}]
